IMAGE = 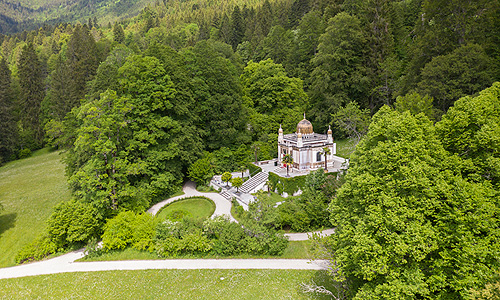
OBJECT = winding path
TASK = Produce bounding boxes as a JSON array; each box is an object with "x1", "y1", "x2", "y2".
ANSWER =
[
  {"x1": 0, "y1": 181, "x2": 334, "y2": 280},
  {"x1": 148, "y1": 181, "x2": 235, "y2": 222}
]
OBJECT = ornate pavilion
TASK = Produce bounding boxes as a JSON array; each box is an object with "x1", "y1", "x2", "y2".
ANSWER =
[{"x1": 278, "y1": 115, "x2": 336, "y2": 171}]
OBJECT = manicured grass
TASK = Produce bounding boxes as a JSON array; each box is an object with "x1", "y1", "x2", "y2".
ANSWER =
[
  {"x1": 0, "y1": 269, "x2": 336, "y2": 299},
  {"x1": 81, "y1": 240, "x2": 313, "y2": 262},
  {"x1": 335, "y1": 138, "x2": 357, "y2": 159},
  {"x1": 156, "y1": 197, "x2": 216, "y2": 221},
  {"x1": 0, "y1": 148, "x2": 71, "y2": 268}
]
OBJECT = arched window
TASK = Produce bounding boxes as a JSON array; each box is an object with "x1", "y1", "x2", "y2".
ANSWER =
[{"x1": 316, "y1": 152, "x2": 322, "y2": 162}]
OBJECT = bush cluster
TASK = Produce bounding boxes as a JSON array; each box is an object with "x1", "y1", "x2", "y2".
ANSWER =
[
  {"x1": 99, "y1": 212, "x2": 288, "y2": 258},
  {"x1": 15, "y1": 235, "x2": 57, "y2": 264}
]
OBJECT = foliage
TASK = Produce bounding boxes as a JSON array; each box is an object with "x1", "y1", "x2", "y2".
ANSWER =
[
  {"x1": 416, "y1": 44, "x2": 497, "y2": 111},
  {"x1": 268, "y1": 172, "x2": 307, "y2": 196},
  {"x1": 15, "y1": 234, "x2": 57, "y2": 264},
  {"x1": 47, "y1": 199, "x2": 101, "y2": 249},
  {"x1": 102, "y1": 211, "x2": 157, "y2": 252},
  {"x1": 436, "y1": 82, "x2": 500, "y2": 189},
  {"x1": 247, "y1": 163, "x2": 262, "y2": 176},
  {"x1": 230, "y1": 177, "x2": 244, "y2": 192},
  {"x1": 394, "y1": 91, "x2": 437, "y2": 121},
  {"x1": 0, "y1": 58, "x2": 18, "y2": 164},
  {"x1": 221, "y1": 172, "x2": 232, "y2": 186},
  {"x1": 333, "y1": 101, "x2": 370, "y2": 142},
  {"x1": 328, "y1": 105, "x2": 500, "y2": 299}
]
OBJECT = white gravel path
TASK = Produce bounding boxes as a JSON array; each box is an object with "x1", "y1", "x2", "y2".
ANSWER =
[
  {"x1": 0, "y1": 181, "x2": 334, "y2": 280},
  {"x1": 0, "y1": 247, "x2": 329, "y2": 279},
  {"x1": 148, "y1": 181, "x2": 236, "y2": 222}
]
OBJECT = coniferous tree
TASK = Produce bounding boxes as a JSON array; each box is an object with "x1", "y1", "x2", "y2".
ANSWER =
[
  {"x1": 0, "y1": 58, "x2": 18, "y2": 163},
  {"x1": 66, "y1": 24, "x2": 99, "y2": 114},
  {"x1": 113, "y1": 23, "x2": 125, "y2": 44},
  {"x1": 18, "y1": 43, "x2": 45, "y2": 148},
  {"x1": 229, "y1": 6, "x2": 244, "y2": 51}
]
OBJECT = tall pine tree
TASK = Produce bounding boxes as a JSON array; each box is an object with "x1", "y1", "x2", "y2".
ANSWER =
[
  {"x1": 0, "y1": 58, "x2": 18, "y2": 163},
  {"x1": 18, "y1": 43, "x2": 45, "y2": 148}
]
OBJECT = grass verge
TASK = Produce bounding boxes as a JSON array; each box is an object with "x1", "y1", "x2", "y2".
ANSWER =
[
  {"x1": 156, "y1": 197, "x2": 216, "y2": 221},
  {"x1": 0, "y1": 269, "x2": 336, "y2": 299},
  {"x1": 0, "y1": 148, "x2": 70, "y2": 268}
]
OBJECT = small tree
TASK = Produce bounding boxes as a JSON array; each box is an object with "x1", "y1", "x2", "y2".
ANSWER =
[
  {"x1": 282, "y1": 153, "x2": 293, "y2": 177},
  {"x1": 221, "y1": 172, "x2": 232, "y2": 187},
  {"x1": 321, "y1": 147, "x2": 331, "y2": 172},
  {"x1": 231, "y1": 177, "x2": 244, "y2": 193}
]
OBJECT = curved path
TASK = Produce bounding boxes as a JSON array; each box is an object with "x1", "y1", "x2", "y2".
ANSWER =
[
  {"x1": 0, "y1": 181, "x2": 334, "y2": 280},
  {"x1": 0, "y1": 248, "x2": 328, "y2": 279},
  {"x1": 148, "y1": 181, "x2": 236, "y2": 222}
]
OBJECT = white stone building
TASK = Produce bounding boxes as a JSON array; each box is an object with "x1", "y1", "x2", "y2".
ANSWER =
[{"x1": 278, "y1": 115, "x2": 336, "y2": 171}]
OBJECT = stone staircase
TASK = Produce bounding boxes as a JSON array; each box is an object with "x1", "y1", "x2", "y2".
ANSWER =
[
  {"x1": 220, "y1": 190, "x2": 232, "y2": 201},
  {"x1": 239, "y1": 172, "x2": 269, "y2": 194}
]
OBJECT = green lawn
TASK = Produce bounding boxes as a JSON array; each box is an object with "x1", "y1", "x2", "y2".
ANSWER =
[
  {"x1": 0, "y1": 269, "x2": 336, "y2": 299},
  {"x1": 156, "y1": 197, "x2": 216, "y2": 221},
  {"x1": 335, "y1": 138, "x2": 357, "y2": 159},
  {"x1": 0, "y1": 148, "x2": 70, "y2": 268}
]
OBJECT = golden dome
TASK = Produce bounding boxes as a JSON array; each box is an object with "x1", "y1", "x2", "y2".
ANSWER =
[{"x1": 297, "y1": 117, "x2": 313, "y2": 135}]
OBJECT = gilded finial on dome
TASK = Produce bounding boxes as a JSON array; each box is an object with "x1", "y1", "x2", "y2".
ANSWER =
[
  {"x1": 297, "y1": 115, "x2": 313, "y2": 135},
  {"x1": 297, "y1": 128, "x2": 302, "y2": 138},
  {"x1": 328, "y1": 125, "x2": 332, "y2": 134},
  {"x1": 279, "y1": 124, "x2": 283, "y2": 133}
]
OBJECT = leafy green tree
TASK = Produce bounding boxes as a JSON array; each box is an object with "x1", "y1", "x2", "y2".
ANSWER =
[
  {"x1": 309, "y1": 12, "x2": 368, "y2": 130},
  {"x1": 416, "y1": 44, "x2": 497, "y2": 111},
  {"x1": 394, "y1": 92, "x2": 436, "y2": 121},
  {"x1": 333, "y1": 101, "x2": 370, "y2": 143},
  {"x1": 18, "y1": 42, "x2": 45, "y2": 148},
  {"x1": 0, "y1": 58, "x2": 18, "y2": 163},
  {"x1": 257, "y1": 25, "x2": 293, "y2": 65},
  {"x1": 188, "y1": 154, "x2": 215, "y2": 186},
  {"x1": 241, "y1": 59, "x2": 308, "y2": 115},
  {"x1": 47, "y1": 200, "x2": 101, "y2": 249},
  {"x1": 436, "y1": 82, "x2": 500, "y2": 189},
  {"x1": 328, "y1": 105, "x2": 500, "y2": 299},
  {"x1": 230, "y1": 177, "x2": 244, "y2": 192},
  {"x1": 221, "y1": 172, "x2": 232, "y2": 187}
]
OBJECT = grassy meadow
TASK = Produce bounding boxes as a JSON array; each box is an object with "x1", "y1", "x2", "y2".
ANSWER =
[
  {"x1": 0, "y1": 148, "x2": 70, "y2": 267},
  {"x1": 0, "y1": 269, "x2": 336, "y2": 299}
]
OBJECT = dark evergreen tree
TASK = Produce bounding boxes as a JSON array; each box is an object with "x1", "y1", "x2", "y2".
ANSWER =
[
  {"x1": 229, "y1": 6, "x2": 244, "y2": 51},
  {"x1": 66, "y1": 24, "x2": 99, "y2": 114},
  {"x1": 0, "y1": 58, "x2": 18, "y2": 163},
  {"x1": 18, "y1": 43, "x2": 45, "y2": 148},
  {"x1": 48, "y1": 55, "x2": 71, "y2": 120},
  {"x1": 113, "y1": 23, "x2": 125, "y2": 44},
  {"x1": 289, "y1": 0, "x2": 310, "y2": 28}
]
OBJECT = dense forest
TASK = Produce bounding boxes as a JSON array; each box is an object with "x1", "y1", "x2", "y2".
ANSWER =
[{"x1": 0, "y1": 0, "x2": 499, "y2": 298}]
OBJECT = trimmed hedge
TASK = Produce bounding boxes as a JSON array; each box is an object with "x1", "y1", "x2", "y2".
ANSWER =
[
  {"x1": 268, "y1": 171, "x2": 338, "y2": 195},
  {"x1": 247, "y1": 163, "x2": 262, "y2": 176}
]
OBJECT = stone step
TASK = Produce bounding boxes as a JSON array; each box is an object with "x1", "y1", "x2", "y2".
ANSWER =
[
  {"x1": 239, "y1": 171, "x2": 268, "y2": 194},
  {"x1": 220, "y1": 190, "x2": 232, "y2": 201}
]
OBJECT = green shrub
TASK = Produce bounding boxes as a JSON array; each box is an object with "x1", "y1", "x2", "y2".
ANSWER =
[
  {"x1": 248, "y1": 163, "x2": 262, "y2": 176},
  {"x1": 15, "y1": 235, "x2": 57, "y2": 264},
  {"x1": 18, "y1": 148, "x2": 32, "y2": 159},
  {"x1": 47, "y1": 200, "x2": 101, "y2": 249},
  {"x1": 155, "y1": 220, "x2": 212, "y2": 257},
  {"x1": 102, "y1": 211, "x2": 156, "y2": 252}
]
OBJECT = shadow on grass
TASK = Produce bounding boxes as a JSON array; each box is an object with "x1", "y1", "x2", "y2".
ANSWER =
[{"x1": 0, "y1": 213, "x2": 17, "y2": 237}]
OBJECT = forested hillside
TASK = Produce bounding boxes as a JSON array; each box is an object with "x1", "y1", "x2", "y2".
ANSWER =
[
  {"x1": 0, "y1": 0, "x2": 155, "y2": 34},
  {"x1": 1, "y1": 0, "x2": 499, "y2": 297}
]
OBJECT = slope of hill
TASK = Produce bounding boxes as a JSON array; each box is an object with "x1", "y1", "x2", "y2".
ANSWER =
[
  {"x1": 0, "y1": 148, "x2": 70, "y2": 267},
  {"x1": 0, "y1": 0, "x2": 155, "y2": 34}
]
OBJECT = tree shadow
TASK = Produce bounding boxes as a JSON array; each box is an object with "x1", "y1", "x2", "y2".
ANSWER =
[{"x1": 0, "y1": 213, "x2": 17, "y2": 238}]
